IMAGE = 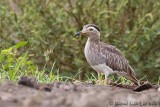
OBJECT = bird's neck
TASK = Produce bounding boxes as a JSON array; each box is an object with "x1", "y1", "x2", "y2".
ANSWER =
[{"x1": 87, "y1": 36, "x2": 100, "y2": 43}]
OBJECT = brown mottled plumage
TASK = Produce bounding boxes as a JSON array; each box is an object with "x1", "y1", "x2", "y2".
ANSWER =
[{"x1": 75, "y1": 24, "x2": 139, "y2": 85}]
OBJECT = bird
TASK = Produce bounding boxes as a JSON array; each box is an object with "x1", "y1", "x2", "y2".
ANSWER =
[{"x1": 75, "y1": 24, "x2": 139, "y2": 85}]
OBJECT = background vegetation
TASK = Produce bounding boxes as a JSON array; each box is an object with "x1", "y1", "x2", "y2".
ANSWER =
[{"x1": 0, "y1": 0, "x2": 160, "y2": 83}]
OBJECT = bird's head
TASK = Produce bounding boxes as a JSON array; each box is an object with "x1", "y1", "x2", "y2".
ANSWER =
[{"x1": 75, "y1": 24, "x2": 100, "y2": 39}]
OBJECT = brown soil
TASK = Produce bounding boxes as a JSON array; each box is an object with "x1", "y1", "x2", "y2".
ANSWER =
[{"x1": 0, "y1": 76, "x2": 160, "y2": 107}]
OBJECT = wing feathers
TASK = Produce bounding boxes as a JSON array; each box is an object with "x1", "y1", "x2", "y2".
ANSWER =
[
  {"x1": 100, "y1": 43, "x2": 128, "y2": 72},
  {"x1": 100, "y1": 42, "x2": 139, "y2": 85}
]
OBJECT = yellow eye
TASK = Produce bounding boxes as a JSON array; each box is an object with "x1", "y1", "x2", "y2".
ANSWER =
[{"x1": 89, "y1": 28, "x2": 94, "y2": 31}]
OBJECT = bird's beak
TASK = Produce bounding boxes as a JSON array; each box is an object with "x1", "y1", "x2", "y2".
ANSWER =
[{"x1": 74, "y1": 31, "x2": 82, "y2": 36}]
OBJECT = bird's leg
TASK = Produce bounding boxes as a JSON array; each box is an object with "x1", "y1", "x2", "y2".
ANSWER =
[
  {"x1": 104, "y1": 74, "x2": 108, "y2": 85},
  {"x1": 98, "y1": 73, "x2": 102, "y2": 85}
]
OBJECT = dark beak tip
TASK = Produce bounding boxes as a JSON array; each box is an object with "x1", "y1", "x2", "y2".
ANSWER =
[{"x1": 74, "y1": 31, "x2": 81, "y2": 36}]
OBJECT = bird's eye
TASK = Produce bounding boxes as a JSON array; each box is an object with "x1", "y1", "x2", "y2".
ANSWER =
[{"x1": 89, "y1": 28, "x2": 94, "y2": 31}]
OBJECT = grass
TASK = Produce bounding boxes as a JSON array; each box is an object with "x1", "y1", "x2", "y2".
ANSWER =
[
  {"x1": 0, "y1": 42, "x2": 86, "y2": 83},
  {"x1": 0, "y1": 42, "x2": 56, "y2": 82},
  {"x1": 0, "y1": 42, "x2": 159, "y2": 86}
]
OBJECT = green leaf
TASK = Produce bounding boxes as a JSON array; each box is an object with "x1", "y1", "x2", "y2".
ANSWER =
[
  {"x1": 0, "y1": 54, "x2": 5, "y2": 63},
  {"x1": 132, "y1": 54, "x2": 140, "y2": 62},
  {"x1": 1, "y1": 47, "x2": 13, "y2": 55},
  {"x1": 15, "y1": 41, "x2": 28, "y2": 49}
]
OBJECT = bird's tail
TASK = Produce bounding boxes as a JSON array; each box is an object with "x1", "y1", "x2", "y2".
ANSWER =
[{"x1": 126, "y1": 65, "x2": 140, "y2": 86}]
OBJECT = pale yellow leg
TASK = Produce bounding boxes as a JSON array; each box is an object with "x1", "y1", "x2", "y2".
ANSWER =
[
  {"x1": 98, "y1": 73, "x2": 102, "y2": 85},
  {"x1": 104, "y1": 74, "x2": 108, "y2": 86}
]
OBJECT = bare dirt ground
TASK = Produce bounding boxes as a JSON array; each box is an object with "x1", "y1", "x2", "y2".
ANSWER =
[{"x1": 0, "y1": 76, "x2": 160, "y2": 107}]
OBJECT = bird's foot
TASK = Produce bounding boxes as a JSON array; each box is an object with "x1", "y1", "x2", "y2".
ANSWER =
[{"x1": 96, "y1": 80, "x2": 102, "y2": 85}]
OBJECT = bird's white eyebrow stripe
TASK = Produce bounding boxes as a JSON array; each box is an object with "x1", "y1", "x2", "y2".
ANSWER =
[
  {"x1": 87, "y1": 26, "x2": 97, "y2": 30},
  {"x1": 86, "y1": 24, "x2": 100, "y2": 31}
]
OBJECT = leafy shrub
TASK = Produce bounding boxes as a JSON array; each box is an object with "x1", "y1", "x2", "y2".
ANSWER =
[{"x1": 0, "y1": 0, "x2": 160, "y2": 83}]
